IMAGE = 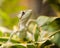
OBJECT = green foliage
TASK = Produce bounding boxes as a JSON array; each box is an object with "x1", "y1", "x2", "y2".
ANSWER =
[
  {"x1": 39, "y1": 16, "x2": 60, "y2": 47},
  {"x1": 0, "y1": 0, "x2": 60, "y2": 48},
  {"x1": 34, "y1": 26, "x2": 40, "y2": 41},
  {"x1": 10, "y1": 45, "x2": 26, "y2": 48},
  {"x1": 0, "y1": 15, "x2": 60, "y2": 48}
]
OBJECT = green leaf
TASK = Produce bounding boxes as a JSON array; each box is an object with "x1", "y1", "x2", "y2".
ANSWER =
[
  {"x1": 0, "y1": 37, "x2": 20, "y2": 43},
  {"x1": 36, "y1": 16, "x2": 49, "y2": 26},
  {"x1": 38, "y1": 16, "x2": 60, "y2": 46},
  {"x1": 36, "y1": 16, "x2": 57, "y2": 26},
  {"x1": 27, "y1": 45, "x2": 35, "y2": 48},
  {"x1": 10, "y1": 45, "x2": 26, "y2": 48},
  {"x1": 34, "y1": 26, "x2": 40, "y2": 41},
  {"x1": 41, "y1": 18, "x2": 60, "y2": 32},
  {"x1": 40, "y1": 40, "x2": 59, "y2": 48},
  {"x1": 40, "y1": 40, "x2": 52, "y2": 48}
]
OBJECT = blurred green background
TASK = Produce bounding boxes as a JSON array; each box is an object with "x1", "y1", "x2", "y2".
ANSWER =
[{"x1": 0, "y1": 0, "x2": 60, "y2": 29}]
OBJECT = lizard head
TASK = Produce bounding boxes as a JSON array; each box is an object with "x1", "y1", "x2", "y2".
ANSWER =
[
  {"x1": 17, "y1": 10, "x2": 32, "y2": 24},
  {"x1": 18, "y1": 10, "x2": 32, "y2": 20}
]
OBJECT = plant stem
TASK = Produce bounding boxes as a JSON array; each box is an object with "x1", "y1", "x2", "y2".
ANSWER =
[{"x1": 48, "y1": 30, "x2": 60, "y2": 38}]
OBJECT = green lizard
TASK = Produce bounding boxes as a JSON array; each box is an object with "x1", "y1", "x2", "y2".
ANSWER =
[{"x1": 8, "y1": 10, "x2": 33, "y2": 42}]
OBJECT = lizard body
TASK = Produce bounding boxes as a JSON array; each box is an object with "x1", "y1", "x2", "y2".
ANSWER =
[{"x1": 8, "y1": 10, "x2": 33, "y2": 41}]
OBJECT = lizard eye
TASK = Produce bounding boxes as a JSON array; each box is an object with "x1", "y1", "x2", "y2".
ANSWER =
[
  {"x1": 18, "y1": 11, "x2": 25, "y2": 19},
  {"x1": 22, "y1": 11, "x2": 25, "y2": 16}
]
